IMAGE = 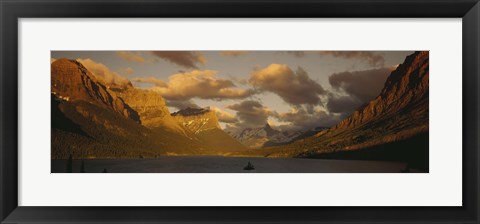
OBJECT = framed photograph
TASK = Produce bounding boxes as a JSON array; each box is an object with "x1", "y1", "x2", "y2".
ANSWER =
[{"x1": 1, "y1": 0, "x2": 479, "y2": 223}]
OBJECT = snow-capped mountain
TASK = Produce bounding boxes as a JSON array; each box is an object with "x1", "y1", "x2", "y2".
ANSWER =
[
  {"x1": 171, "y1": 107, "x2": 247, "y2": 152},
  {"x1": 232, "y1": 124, "x2": 304, "y2": 149}
]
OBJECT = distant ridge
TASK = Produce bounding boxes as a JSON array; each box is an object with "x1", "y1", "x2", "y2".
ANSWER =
[{"x1": 232, "y1": 123, "x2": 304, "y2": 149}]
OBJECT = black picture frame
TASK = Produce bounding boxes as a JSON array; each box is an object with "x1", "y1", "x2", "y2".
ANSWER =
[{"x1": 1, "y1": 0, "x2": 479, "y2": 223}]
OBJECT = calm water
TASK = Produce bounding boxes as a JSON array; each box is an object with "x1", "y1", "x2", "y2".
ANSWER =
[{"x1": 51, "y1": 156, "x2": 412, "y2": 173}]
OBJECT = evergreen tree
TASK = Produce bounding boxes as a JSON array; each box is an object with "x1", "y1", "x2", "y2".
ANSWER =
[
  {"x1": 66, "y1": 154, "x2": 73, "y2": 173},
  {"x1": 80, "y1": 160, "x2": 85, "y2": 173}
]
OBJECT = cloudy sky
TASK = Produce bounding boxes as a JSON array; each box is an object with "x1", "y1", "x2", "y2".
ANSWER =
[{"x1": 51, "y1": 51, "x2": 413, "y2": 133}]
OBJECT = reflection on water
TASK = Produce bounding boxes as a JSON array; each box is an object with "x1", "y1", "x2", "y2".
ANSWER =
[{"x1": 51, "y1": 156, "x2": 411, "y2": 173}]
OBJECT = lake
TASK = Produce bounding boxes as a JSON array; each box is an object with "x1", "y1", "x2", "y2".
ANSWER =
[{"x1": 51, "y1": 156, "x2": 414, "y2": 173}]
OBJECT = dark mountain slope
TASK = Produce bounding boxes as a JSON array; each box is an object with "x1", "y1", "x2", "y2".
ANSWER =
[
  {"x1": 51, "y1": 98, "x2": 206, "y2": 159},
  {"x1": 232, "y1": 124, "x2": 303, "y2": 149}
]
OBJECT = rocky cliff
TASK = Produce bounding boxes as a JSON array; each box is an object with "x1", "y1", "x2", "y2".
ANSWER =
[
  {"x1": 333, "y1": 51, "x2": 429, "y2": 132},
  {"x1": 51, "y1": 59, "x2": 139, "y2": 122}
]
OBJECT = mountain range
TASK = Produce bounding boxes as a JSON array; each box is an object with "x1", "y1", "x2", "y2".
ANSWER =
[
  {"x1": 233, "y1": 51, "x2": 429, "y2": 169},
  {"x1": 51, "y1": 58, "x2": 245, "y2": 159}
]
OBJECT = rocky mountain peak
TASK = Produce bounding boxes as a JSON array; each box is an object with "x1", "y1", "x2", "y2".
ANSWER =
[
  {"x1": 263, "y1": 123, "x2": 275, "y2": 134},
  {"x1": 51, "y1": 58, "x2": 139, "y2": 122},
  {"x1": 171, "y1": 107, "x2": 221, "y2": 134},
  {"x1": 333, "y1": 51, "x2": 429, "y2": 131},
  {"x1": 171, "y1": 107, "x2": 210, "y2": 117}
]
